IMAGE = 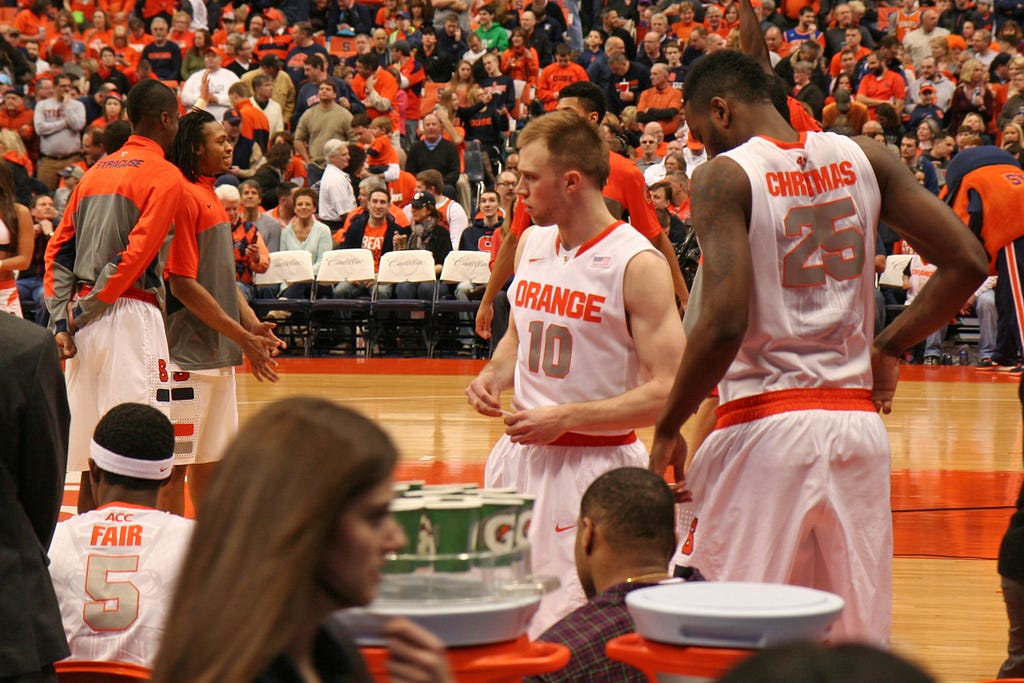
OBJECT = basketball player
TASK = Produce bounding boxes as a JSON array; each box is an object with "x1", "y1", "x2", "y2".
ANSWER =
[
  {"x1": 44, "y1": 80, "x2": 184, "y2": 513},
  {"x1": 474, "y1": 81, "x2": 690, "y2": 343},
  {"x1": 650, "y1": 50, "x2": 987, "y2": 643},
  {"x1": 48, "y1": 403, "x2": 194, "y2": 667},
  {"x1": 162, "y1": 110, "x2": 284, "y2": 514},
  {"x1": 944, "y1": 147, "x2": 1024, "y2": 387},
  {"x1": 466, "y1": 110, "x2": 685, "y2": 638}
]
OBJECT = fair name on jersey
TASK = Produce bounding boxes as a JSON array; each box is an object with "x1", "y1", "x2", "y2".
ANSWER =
[{"x1": 90, "y1": 512, "x2": 143, "y2": 547}]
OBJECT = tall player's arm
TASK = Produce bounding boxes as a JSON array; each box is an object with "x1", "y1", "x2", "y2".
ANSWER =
[
  {"x1": 651, "y1": 156, "x2": 753, "y2": 475},
  {"x1": 498, "y1": 247, "x2": 685, "y2": 445},
  {"x1": 861, "y1": 136, "x2": 988, "y2": 412}
]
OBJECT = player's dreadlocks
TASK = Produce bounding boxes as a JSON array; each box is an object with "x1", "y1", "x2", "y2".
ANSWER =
[{"x1": 167, "y1": 109, "x2": 216, "y2": 183}]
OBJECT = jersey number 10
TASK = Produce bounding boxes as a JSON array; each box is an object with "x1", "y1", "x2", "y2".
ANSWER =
[{"x1": 526, "y1": 321, "x2": 573, "y2": 378}]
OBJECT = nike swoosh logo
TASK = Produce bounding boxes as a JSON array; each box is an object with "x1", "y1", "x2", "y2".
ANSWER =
[{"x1": 555, "y1": 524, "x2": 576, "y2": 533}]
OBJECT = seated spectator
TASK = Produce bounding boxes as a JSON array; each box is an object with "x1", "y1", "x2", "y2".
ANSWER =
[
  {"x1": 354, "y1": 114, "x2": 401, "y2": 182},
  {"x1": 251, "y1": 143, "x2": 294, "y2": 214},
  {"x1": 908, "y1": 83, "x2": 946, "y2": 130},
  {"x1": 226, "y1": 81, "x2": 270, "y2": 154},
  {"x1": 636, "y1": 63, "x2": 682, "y2": 138},
  {"x1": 280, "y1": 187, "x2": 333, "y2": 298},
  {"x1": 295, "y1": 79, "x2": 357, "y2": 187},
  {"x1": 141, "y1": 17, "x2": 182, "y2": 82},
  {"x1": 791, "y1": 60, "x2": 825, "y2": 122},
  {"x1": 151, "y1": 398, "x2": 452, "y2": 682},
  {"x1": 822, "y1": 88, "x2": 869, "y2": 135},
  {"x1": 16, "y1": 194, "x2": 55, "y2": 326},
  {"x1": 526, "y1": 467, "x2": 699, "y2": 683},
  {"x1": 89, "y1": 91, "x2": 127, "y2": 129},
  {"x1": 998, "y1": 69, "x2": 1024, "y2": 131},
  {"x1": 337, "y1": 186, "x2": 408, "y2": 299},
  {"x1": 221, "y1": 107, "x2": 263, "y2": 181},
  {"x1": 650, "y1": 179, "x2": 688, "y2": 238},
  {"x1": 1002, "y1": 122, "x2": 1024, "y2": 164},
  {"x1": 318, "y1": 139, "x2": 357, "y2": 235},
  {"x1": 947, "y1": 58, "x2": 995, "y2": 135},
  {"x1": 217, "y1": 184, "x2": 272, "y2": 303},
  {"x1": 410, "y1": 169, "x2": 470, "y2": 249},
  {"x1": 900, "y1": 134, "x2": 939, "y2": 195},
  {"x1": 406, "y1": 111, "x2": 463, "y2": 193},
  {"x1": 268, "y1": 181, "x2": 299, "y2": 227},
  {"x1": 236, "y1": 179, "x2": 284, "y2": 253},
  {"x1": 914, "y1": 118, "x2": 942, "y2": 158},
  {"x1": 393, "y1": 190, "x2": 452, "y2": 300},
  {"x1": 635, "y1": 132, "x2": 663, "y2": 173},
  {"x1": 48, "y1": 403, "x2": 194, "y2": 667},
  {"x1": 971, "y1": 277, "x2": 998, "y2": 368}
]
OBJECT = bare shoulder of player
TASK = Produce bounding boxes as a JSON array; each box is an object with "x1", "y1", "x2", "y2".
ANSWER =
[{"x1": 690, "y1": 156, "x2": 751, "y2": 226}]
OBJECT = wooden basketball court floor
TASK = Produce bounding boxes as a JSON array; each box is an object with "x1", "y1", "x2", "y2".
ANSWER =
[{"x1": 60, "y1": 359, "x2": 1024, "y2": 683}]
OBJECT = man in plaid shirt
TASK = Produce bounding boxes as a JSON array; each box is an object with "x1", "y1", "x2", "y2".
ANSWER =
[{"x1": 526, "y1": 467, "x2": 703, "y2": 682}]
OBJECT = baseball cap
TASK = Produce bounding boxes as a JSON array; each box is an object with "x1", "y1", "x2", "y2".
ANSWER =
[
  {"x1": 104, "y1": 90, "x2": 122, "y2": 102},
  {"x1": 396, "y1": 10, "x2": 410, "y2": 18},
  {"x1": 264, "y1": 8, "x2": 285, "y2": 22},
  {"x1": 391, "y1": 39, "x2": 412, "y2": 55},
  {"x1": 222, "y1": 10, "x2": 236, "y2": 20},
  {"x1": 204, "y1": 46, "x2": 224, "y2": 59},
  {"x1": 835, "y1": 88, "x2": 852, "y2": 112},
  {"x1": 6, "y1": 84, "x2": 24, "y2": 97},
  {"x1": 411, "y1": 191, "x2": 436, "y2": 208},
  {"x1": 223, "y1": 107, "x2": 242, "y2": 125},
  {"x1": 0, "y1": 73, "x2": 11, "y2": 86},
  {"x1": 58, "y1": 165, "x2": 84, "y2": 180},
  {"x1": 686, "y1": 136, "x2": 703, "y2": 152},
  {"x1": 259, "y1": 53, "x2": 282, "y2": 69},
  {"x1": 919, "y1": 82, "x2": 936, "y2": 94}
]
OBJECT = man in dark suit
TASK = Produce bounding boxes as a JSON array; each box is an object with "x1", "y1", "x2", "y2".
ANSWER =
[{"x1": 0, "y1": 313, "x2": 70, "y2": 682}]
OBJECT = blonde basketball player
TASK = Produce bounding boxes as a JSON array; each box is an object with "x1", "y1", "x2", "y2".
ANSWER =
[{"x1": 466, "y1": 110, "x2": 686, "y2": 638}]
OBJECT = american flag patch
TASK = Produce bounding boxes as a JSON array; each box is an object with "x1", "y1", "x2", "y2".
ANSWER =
[{"x1": 591, "y1": 255, "x2": 611, "y2": 268}]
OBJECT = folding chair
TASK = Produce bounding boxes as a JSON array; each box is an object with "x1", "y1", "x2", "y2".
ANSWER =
[
  {"x1": 309, "y1": 249, "x2": 375, "y2": 356},
  {"x1": 878, "y1": 253, "x2": 913, "y2": 326},
  {"x1": 370, "y1": 250, "x2": 437, "y2": 357},
  {"x1": 252, "y1": 250, "x2": 315, "y2": 356},
  {"x1": 55, "y1": 660, "x2": 151, "y2": 682},
  {"x1": 432, "y1": 250, "x2": 491, "y2": 358}
]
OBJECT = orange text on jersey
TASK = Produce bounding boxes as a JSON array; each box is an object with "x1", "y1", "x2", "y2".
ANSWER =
[
  {"x1": 766, "y1": 161, "x2": 856, "y2": 198},
  {"x1": 90, "y1": 524, "x2": 143, "y2": 546},
  {"x1": 514, "y1": 280, "x2": 605, "y2": 322}
]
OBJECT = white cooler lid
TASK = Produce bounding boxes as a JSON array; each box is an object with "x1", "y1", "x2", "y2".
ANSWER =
[{"x1": 626, "y1": 582, "x2": 844, "y2": 648}]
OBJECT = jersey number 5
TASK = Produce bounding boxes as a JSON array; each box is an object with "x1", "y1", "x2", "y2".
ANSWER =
[
  {"x1": 84, "y1": 554, "x2": 140, "y2": 631},
  {"x1": 782, "y1": 197, "x2": 865, "y2": 287},
  {"x1": 526, "y1": 321, "x2": 572, "y2": 378}
]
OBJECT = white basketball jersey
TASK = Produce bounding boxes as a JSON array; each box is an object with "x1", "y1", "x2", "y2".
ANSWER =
[
  {"x1": 48, "y1": 504, "x2": 194, "y2": 667},
  {"x1": 510, "y1": 222, "x2": 657, "y2": 433},
  {"x1": 717, "y1": 132, "x2": 882, "y2": 403}
]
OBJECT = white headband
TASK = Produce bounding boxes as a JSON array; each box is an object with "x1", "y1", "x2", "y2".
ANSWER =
[{"x1": 90, "y1": 440, "x2": 174, "y2": 480}]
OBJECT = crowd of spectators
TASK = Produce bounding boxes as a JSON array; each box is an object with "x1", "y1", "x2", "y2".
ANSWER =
[{"x1": 0, "y1": 0, "x2": 1019, "y2": 361}]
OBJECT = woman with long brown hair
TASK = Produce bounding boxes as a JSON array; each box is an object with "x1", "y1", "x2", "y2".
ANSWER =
[
  {"x1": 0, "y1": 159, "x2": 34, "y2": 317},
  {"x1": 151, "y1": 398, "x2": 453, "y2": 683}
]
